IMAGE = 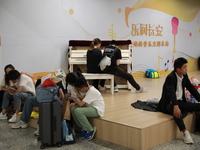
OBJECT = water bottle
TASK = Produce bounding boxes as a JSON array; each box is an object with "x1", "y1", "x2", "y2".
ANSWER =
[{"x1": 190, "y1": 96, "x2": 195, "y2": 103}]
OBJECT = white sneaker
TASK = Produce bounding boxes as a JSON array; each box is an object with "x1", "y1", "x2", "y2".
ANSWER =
[
  {"x1": 0, "y1": 112, "x2": 7, "y2": 120},
  {"x1": 136, "y1": 87, "x2": 148, "y2": 93},
  {"x1": 183, "y1": 131, "x2": 194, "y2": 144},
  {"x1": 34, "y1": 127, "x2": 39, "y2": 136},
  {"x1": 114, "y1": 86, "x2": 118, "y2": 92},
  {"x1": 11, "y1": 120, "x2": 28, "y2": 129},
  {"x1": 99, "y1": 85, "x2": 106, "y2": 92},
  {"x1": 8, "y1": 113, "x2": 17, "y2": 123}
]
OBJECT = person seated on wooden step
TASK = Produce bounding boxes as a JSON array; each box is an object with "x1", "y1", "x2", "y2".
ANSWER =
[
  {"x1": 0, "y1": 70, "x2": 35, "y2": 123},
  {"x1": 65, "y1": 72, "x2": 86, "y2": 130},
  {"x1": 0, "y1": 64, "x2": 34, "y2": 111},
  {"x1": 69, "y1": 77, "x2": 105, "y2": 140},
  {"x1": 65, "y1": 72, "x2": 86, "y2": 102},
  {"x1": 158, "y1": 57, "x2": 200, "y2": 144},
  {"x1": 10, "y1": 79, "x2": 65, "y2": 136}
]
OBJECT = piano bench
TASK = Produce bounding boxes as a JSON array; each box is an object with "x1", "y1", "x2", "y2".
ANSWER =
[{"x1": 82, "y1": 73, "x2": 114, "y2": 94}]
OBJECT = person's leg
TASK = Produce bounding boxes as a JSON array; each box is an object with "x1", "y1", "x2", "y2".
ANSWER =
[
  {"x1": 99, "y1": 79, "x2": 105, "y2": 87},
  {"x1": 104, "y1": 66, "x2": 140, "y2": 90},
  {"x1": 70, "y1": 105, "x2": 83, "y2": 129},
  {"x1": 73, "y1": 106, "x2": 99, "y2": 140},
  {"x1": 13, "y1": 92, "x2": 33, "y2": 113},
  {"x1": 178, "y1": 101, "x2": 200, "y2": 112},
  {"x1": 165, "y1": 102, "x2": 193, "y2": 144},
  {"x1": 73, "y1": 106, "x2": 99, "y2": 131},
  {"x1": 166, "y1": 103, "x2": 186, "y2": 131},
  {"x1": 20, "y1": 97, "x2": 39, "y2": 123},
  {"x1": 1, "y1": 92, "x2": 13, "y2": 113},
  {"x1": 11, "y1": 97, "x2": 39, "y2": 129},
  {"x1": 0, "y1": 91, "x2": 5, "y2": 111},
  {"x1": 0, "y1": 92, "x2": 13, "y2": 119},
  {"x1": 8, "y1": 92, "x2": 33, "y2": 123},
  {"x1": 92, "y1": 80, "x2": 99, "y2": 90}
]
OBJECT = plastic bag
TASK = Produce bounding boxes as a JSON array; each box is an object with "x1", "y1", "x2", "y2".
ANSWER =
[{"x1": 99, "y1": 55, "x2": 111, "y2": 71}]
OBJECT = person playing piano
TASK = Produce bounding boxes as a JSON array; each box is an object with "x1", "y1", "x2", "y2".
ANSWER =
[
  {"x1": 102, "y1": 40, "x2": 147, "y2": 93},
  {"x1": 86, "y1": 38, "x2": 106, "y2": 91}
]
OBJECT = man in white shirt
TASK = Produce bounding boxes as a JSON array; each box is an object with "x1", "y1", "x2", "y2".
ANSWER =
[
  {"x1": 0, "y1": 70, "x2": 35, "y2": 122},
  {"x1": 158, "y1": 57, "x2": 200, "y2": 144}
]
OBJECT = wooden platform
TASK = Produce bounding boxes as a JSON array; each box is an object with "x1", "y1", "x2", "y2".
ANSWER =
[
  {"x1": 89, "y1": 71, "x2": 199, "y2": 150},
  {"x1": 25, "y1": 71, "x2": 199, "y2": 150}
]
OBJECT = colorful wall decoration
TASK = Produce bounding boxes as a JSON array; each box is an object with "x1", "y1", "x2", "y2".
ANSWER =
[{"x1": 0, "y1": 0, "x2": 199, "y2": 80}]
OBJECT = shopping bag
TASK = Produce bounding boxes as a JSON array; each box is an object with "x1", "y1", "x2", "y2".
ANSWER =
[
  {"x1": 62, "y1": 100, "x2": 71, "y2": 120},
  {"x1": 50, "y1": 68, "x2": 66, "y2": 83},
  {"x1": 36, "y1": 84, "x2": 59, "y2": 103},
  {"x1": 40, "y1": 68, "x2": 66, "y2": 88}
]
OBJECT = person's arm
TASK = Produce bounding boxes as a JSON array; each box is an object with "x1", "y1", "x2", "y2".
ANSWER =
[
  {"x1": 1, "y1": 85, "x2": 9, "y2": 92},
  {"x1": 1, "y1": 84, "x2": 17, "y2": 94},
  {"x1": 165, "y1": 75, "x2": 178, "y2": 106},
  {"x1": 64, "y1": 92, "x2": 71, "y2": 100},
  {"x1": 116, "y1": 59, "x2": 120, "y2": 66},
  {"x1": 59, "y1": 88, "x2": 65, "y2": 100},
  {"x1": 15, "y1": 86, "x2": 23, "y2": 93},
  {"x1": 115, "y1": 49, "x2": 122, "y2": 66},
  {"x1": 164, "y1": 75, "x2": 182, "y2": 118},
  {"x1": 69, "y1": 97, "x2": 86, "y2": 107},
  {"x1": 21, "y1": 72, "x2": 34, "y2": 79},
  {"x1": 74, "y1": 87, "x2": 85, "y2": 100},
  {"x1": 173, "y1": 105, "x2": 182, "y2": 118}
]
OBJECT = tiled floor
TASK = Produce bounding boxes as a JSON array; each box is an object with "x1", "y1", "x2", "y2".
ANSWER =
[
  {"x1": 0, "y1": 120, "x2": 131, "y2": 150},
  {"x1": 0, "y1": 119, "x2": 200, "y2": 150}
]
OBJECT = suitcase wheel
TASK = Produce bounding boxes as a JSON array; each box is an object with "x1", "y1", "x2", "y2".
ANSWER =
[
  {"x1": 57, "y1": 143, "x2": 62, "y2": 147},
  {"x1": 37, "y1": 137, "x2": 41, "y2": 141},
  {"x1": 40, "y1": 145, "x2": 45, "y2": 149}
]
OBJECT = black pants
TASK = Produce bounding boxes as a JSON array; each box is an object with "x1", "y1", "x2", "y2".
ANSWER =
[
  {"x1": 0, "y1": 91, "x2": 5, "y2": 111},
  {"x1": 87, "y1": 72, "x2": 105, "y2": 90},
  {"x1": 166, "y1": 100, "x2": 200, "y2": 131},
  {"x1": 92, "y1": 79, "x2": 105, "y2": 90},
  {"x1": 104, "y1": 66, "x2": 140, "y2": 90}
]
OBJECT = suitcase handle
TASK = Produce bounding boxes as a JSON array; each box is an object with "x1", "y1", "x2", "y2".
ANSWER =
[{"x1": 53, "y1": 116, "x2": 56, "y2": 132}]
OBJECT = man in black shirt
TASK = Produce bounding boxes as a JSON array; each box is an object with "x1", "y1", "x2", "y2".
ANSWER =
[
  {"x1": 103, "y1": 40, "x2": 147, "y2": 92},
  {"x1": 158, "y1": 57, "x2": 200, "y2": 144}
]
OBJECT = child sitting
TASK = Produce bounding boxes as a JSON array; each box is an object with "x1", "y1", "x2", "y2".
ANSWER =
[
  {"x1": 69, "y1": 77, "x2": 105, "y2": 140},
  {"x1": 65, "y1": 72, "x2": 85, "y2": 102}
]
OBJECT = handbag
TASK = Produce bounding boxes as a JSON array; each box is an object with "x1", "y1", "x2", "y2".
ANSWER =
[
  {"x1": 36, "y1": 84, "x2": 59, "y2": 103},
  {"x1": 62, "y1": 119, "x2": 75, "y2": 144},
  {"x1": 99, "y1": 48, "x2": 117, "y2": 71},
  {"x1": 61, "y1": 100, "x2": 71, "y2": 120}
]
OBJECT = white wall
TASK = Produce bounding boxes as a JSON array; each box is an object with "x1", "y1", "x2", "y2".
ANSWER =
[
  {"x1": 0, "y1": 37, "x2": 2, "y2": 82},
  {"x1": 0, "y1": 0, "x2": 199, "y2": 75},
  {"x1": 0, "y1": 0, "x2": 73, "y2": 73}
]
